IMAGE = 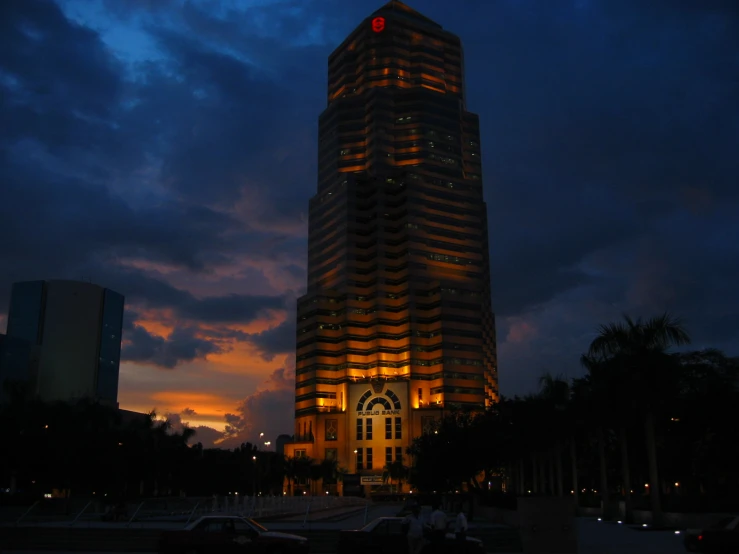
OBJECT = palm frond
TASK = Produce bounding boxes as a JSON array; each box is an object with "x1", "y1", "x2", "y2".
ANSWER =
[
  {"x1": 580, "y1": 354, "x2": 598, "y2": 371},
  {"x1": 588, "y1": 321, "x2": 630, "y2": 358},
  {"x1": 643, "y1": 312, "x2": 691, "y2": 350}
]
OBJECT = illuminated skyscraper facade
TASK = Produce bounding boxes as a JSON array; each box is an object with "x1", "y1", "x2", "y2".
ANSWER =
[{"x1": 286, "y1": 1, "x2": 497, "y2": 491}]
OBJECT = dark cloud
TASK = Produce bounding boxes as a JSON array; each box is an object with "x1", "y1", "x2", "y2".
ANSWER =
[
  {"x1": 0, "y1": 163, "x2": 242, "y2": 275},
  {"x1": 164, "y1": 412, "x2": 224, "y2": 449},
  {"x1": 248, "y1": 320, "x2": 295, "y2": 362},
  {"x1": 0, "y1": 0, "x2": 123, "y2": 138},
  {"x1": 0, "y1": 0, "x2": 737, "y2": 403},
  {"x1": 120, "y1": 302, "x2": 290, "y2": 368},
  {"x1": 111, "y1": 270, "x2": 288, "y2": 323},
  {"x1": 122, "y1": 318, "x2": 223, "y2": 369},
  {"x1": 220, "y1": 365, "x2": 295, "y2": 448}
]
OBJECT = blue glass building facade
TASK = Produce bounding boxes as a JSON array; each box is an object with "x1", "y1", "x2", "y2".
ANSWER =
[{"x1": 4, "y1": 280, "x2": 125, "y2": 404}]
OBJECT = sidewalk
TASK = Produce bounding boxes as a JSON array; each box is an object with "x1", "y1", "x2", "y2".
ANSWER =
[
  {"x1": 577, "y1": 518, "x2": 685, "y2": 554},
  {"x1": 477, "y1": 518, "x2": 687, "y2": 554}
]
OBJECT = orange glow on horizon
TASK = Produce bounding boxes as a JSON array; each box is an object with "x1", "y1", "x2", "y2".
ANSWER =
[
  {"x1": 206, "y1": 343, "x2": 288, "y2": 374},
  {"x1": 135, "y1": 318, "x2": 173, "y2": 339}
]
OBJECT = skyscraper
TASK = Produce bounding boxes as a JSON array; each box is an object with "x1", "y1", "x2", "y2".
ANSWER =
[
  {"x1": 5, "y1": 280, "x2": 125, "y2": 405},
  {"x1": 286, "y1": 1, "x2": 497, "y2": 491}
]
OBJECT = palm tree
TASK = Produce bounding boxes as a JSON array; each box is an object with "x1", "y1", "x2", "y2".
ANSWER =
[
  {"x1": 319, "y1": 458, "x2": 341, "y2": 493},
  {"x1": 511, "y1": 394, "x2": 546, "y2": 495},
  {"x1": 309, "y1": 462, "x2": 323, "y2": 495},
  {"x1": 569, "y1": 377, "x2": 596, "y2": 513},
  {"x1": 587, "y1": 313, "x2": 690, "y2": 527},
  {"x1": 383, "y1": 459, "x2": 408, "y2": 493},
  {"x1": 538, "y1": 373, "x2": 571, "y2": 498},
  {"x1": 293, "y1": 456, "x2": 313, "y2": 494},
  {"x1": 284, "y1": 456, "x2": 298, "y2": 495},
  {"x1": 579, "y1": 356, "x2": 624, "y2": 520}
]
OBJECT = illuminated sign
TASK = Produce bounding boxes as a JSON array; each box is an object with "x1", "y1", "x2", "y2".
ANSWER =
[
  {"x1": 371, "y1": 17, "x2": 385, "y2": 33},
  {"x1": 361, "y1": 476, "x2": 385, "y2": 485}
]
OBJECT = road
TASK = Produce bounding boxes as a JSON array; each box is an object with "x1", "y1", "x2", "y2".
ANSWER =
[{"x1": 1, "y1": 505, "x2": 690, "y2": 554}]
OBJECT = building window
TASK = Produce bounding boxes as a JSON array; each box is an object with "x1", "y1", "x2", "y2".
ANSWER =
[
  {"x1": 295, "y1": 449, "x2": 306, "y2": 458},
  {"x1": 366, "y1": 447, "x2": 373, "y2": 470},
  {"x1": 395, "y1": 417, "x2": 402, "y2": 439},
  {"x1": 366, "y1": 417, "x2": 373, "y2": 440},
  {"x1": 418, "y1": 387, "x2": 423, "y2": 404},
  {"x1": 325, "y1": 419, "x2": 338, "y2": 441},
  {"x1": 396, "y1": 446, "x2": 403, "y2": 462},
  {"x1": 385, "y1": 417, "x2": 392, "y2": 439},
  {"x1": 357, "y1": 448, "x2": 364, "y2": 471},
  {"x1": 386, "y1": 446, "x2": 393, "y2": 465},
  {"x1": 356, "y1": 418, "x2": 363, "y2": 440}
]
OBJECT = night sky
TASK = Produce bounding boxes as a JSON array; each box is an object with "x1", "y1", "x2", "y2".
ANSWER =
[{"x1": 1, "y1": 0, "x2": 737, "y2": 447}]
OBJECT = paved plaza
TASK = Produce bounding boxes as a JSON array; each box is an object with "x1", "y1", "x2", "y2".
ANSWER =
[
  {"x1": 3, "y1": 502, "x2": 690, "y2": 553},
  {"x1": 267, "y1": 504, "x2": 688, "y2": 553}
]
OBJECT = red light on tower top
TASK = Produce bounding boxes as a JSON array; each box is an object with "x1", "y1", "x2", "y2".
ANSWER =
[{"x1": 371, "y1": 17, "x2": 385, "y2": 33}]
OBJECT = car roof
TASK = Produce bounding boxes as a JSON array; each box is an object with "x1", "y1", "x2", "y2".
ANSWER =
[{"x1": 186, "y1": 515, "x2": 247, "y2": 529}]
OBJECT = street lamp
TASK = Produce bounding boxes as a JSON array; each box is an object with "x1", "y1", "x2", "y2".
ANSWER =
[
  {"x1": 252, "y1": 456, "x2": 257, "y2": 495},
  {"x1": 353, "y1": 449, "x2": 358, "y2": 473}
]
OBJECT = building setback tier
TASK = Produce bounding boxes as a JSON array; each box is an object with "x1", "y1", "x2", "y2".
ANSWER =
[{"x1": 285, "y1": 1, "x2": 497, "y2": 493}]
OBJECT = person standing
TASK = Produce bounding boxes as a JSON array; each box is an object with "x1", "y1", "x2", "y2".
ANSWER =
[
  {"x1": 403, "y1": 505, "x2": 425, "y2": 554},
  {"x1": 429, "y1": 502, "x2": 448, "y2": 553},
  {"x1": 454, "y1": 506, "x2": 468, "y2": 542}
]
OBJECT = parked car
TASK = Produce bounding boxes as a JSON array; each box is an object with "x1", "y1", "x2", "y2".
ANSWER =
[
  {"x1": 158, "y1": 515, "x2": 309, "y2": 554},
  {"x1": 338, "y1": 517, "x2": 484, "y2": 554},
  {"x1": 683, "y1": 515, "x2": 739, "y2": 552}
]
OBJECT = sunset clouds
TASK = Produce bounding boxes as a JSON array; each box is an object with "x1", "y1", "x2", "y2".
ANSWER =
[{"x1": 1, "y1": 0, "x2": 738, "y2": 447}]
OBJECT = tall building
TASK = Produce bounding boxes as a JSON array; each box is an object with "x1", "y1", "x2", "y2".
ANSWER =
[
  {"x1": 285, "y1": 1, "x2": 497, "y2": 491},
  {"x1": 5, "y1": 280, "x2": 125, "y2": 405},
  {"x1": 0, "y1": 333, "x2": 34, "y2": 403}
]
